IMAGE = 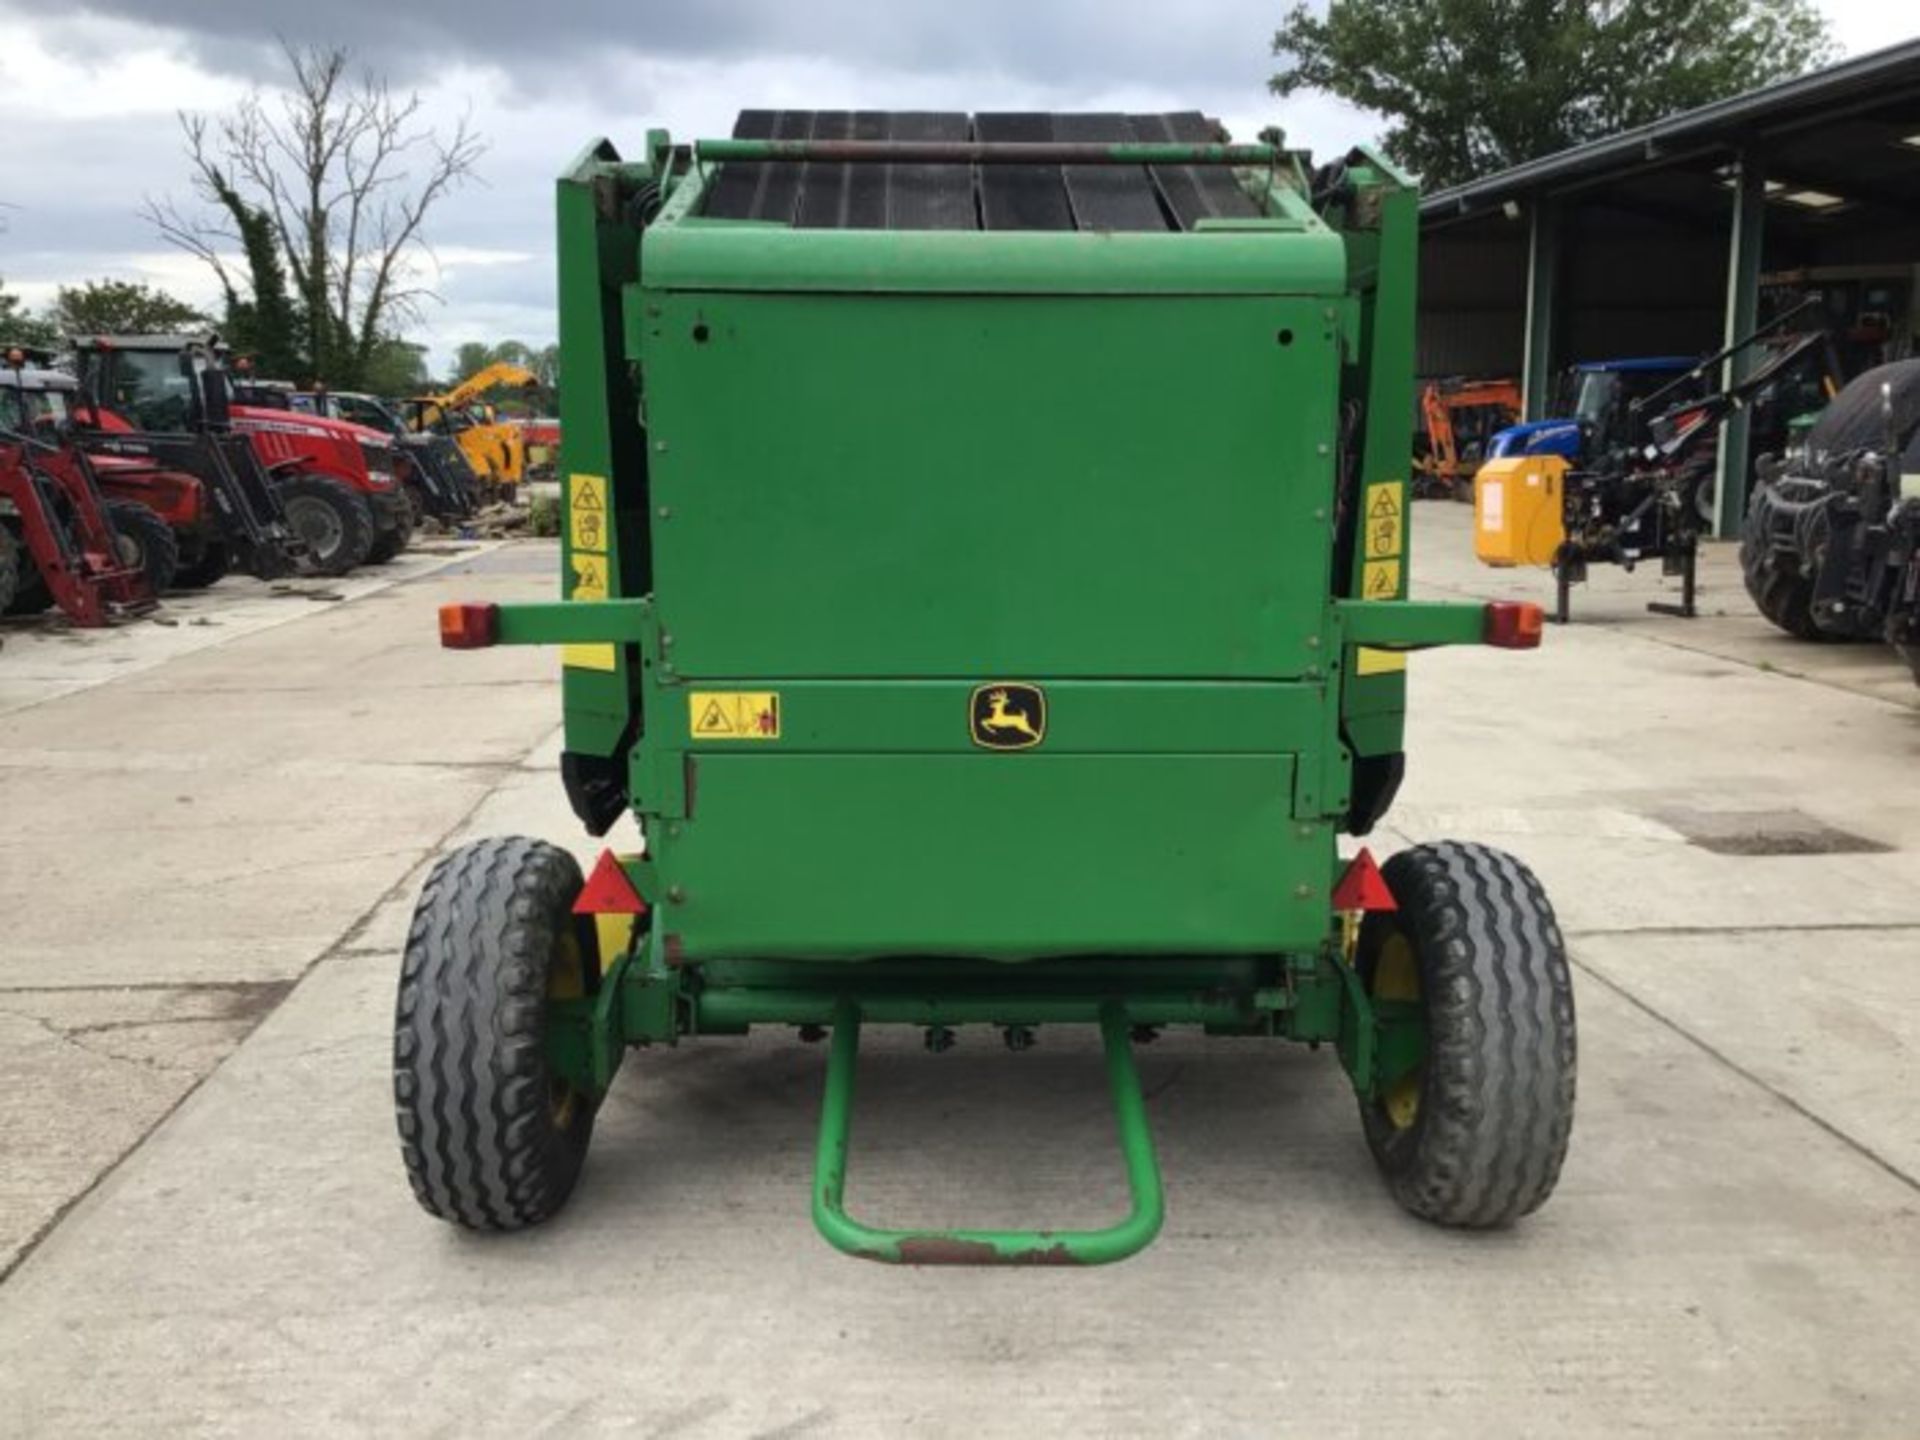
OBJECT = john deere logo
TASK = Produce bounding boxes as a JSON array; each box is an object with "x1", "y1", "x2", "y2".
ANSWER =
[{"x1": 970, "y1": 683, "x2": 1046, "y2": 750}]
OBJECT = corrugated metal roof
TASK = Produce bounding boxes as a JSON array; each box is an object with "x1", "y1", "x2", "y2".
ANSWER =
[{"x1": 1423, "y1": 38, "x2": 1920, "y2": 225}]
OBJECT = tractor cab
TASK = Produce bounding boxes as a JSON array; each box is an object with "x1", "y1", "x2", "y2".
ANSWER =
[
  {"x1": 73, "y1": 333, "x2": 236, "y2": 435},
  {"x1": 307, "y1": 389, "x2": 479, "y2": 521},
  {"x1": 1487, "y1": 357, "x2": 1703, "y2": 464}
]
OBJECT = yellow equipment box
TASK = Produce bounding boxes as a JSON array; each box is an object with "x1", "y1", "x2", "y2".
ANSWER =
[{"x1": 1474, "y1": 455, "x2": 1568, "y2": 567}]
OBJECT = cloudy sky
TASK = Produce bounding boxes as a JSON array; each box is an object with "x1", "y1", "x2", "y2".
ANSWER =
[{"x1": 0, "y1": 2, "x2": 1911, "y2": 373}]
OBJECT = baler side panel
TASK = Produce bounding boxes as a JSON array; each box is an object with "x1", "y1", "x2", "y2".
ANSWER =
[
  {"x1": 557, "y1": 144, "x2": 653, "y2": 782},
  {"x1": 1335, "y1": 161, "x2": 1418, "y2": 769}
]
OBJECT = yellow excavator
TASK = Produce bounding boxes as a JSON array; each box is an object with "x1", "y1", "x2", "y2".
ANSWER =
[{"x1": 405, "y1": 362, "x2": 541, "y2": 500}]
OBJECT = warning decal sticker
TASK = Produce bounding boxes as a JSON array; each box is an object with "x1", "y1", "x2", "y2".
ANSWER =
[
  {"x1": 565, "y1": 473, "x2": 616, "y2": 673},
  {"x1": 1364, "y1": 482, "x2": 1404, "y2": 561},
  {"x1": 689, "y1": 692, "x2": 782, "y2": 741},
  {"x1": 569, "y1": 473, "x2": 608, "y2": 553},
  {"x1": 570, "y1": 552, "x2": 608, "y2": 601},
  {"x1": 1362, "y1": 558, "x2": 1402, "y2": 599}
]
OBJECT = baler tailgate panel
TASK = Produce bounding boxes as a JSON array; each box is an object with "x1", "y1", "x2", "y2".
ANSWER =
[
  {"x1": 643, "y1": 293, "x2": 1338, "y2": 679},
  {"x1": 659, "y1": 753, "x2": 1322, "y2": 959}
]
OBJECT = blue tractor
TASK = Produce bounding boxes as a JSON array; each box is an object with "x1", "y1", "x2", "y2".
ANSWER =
[{"x1": 1486, "y1": 357, "x2": 1703, "y2": 465}]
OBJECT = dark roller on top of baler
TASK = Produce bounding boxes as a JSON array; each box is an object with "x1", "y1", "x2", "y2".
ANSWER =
[{"x1": 701, "y1": 110, "x2": 1260, "y2": 231}]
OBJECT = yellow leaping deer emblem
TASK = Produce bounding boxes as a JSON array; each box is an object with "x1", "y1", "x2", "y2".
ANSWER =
[{"x1": 982, "y1": 689, "x2": 1040, "y2": 740}]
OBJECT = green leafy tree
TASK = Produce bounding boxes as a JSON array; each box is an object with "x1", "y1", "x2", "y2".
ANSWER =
[
  {"x1": 1270, "y1": 0, "x2": 1835, "y2": 190},
  {"x1": 0, "y1": 278, "x2": 60, "y2": 352},
  {"x1": 51, "y1": 279, "x2": 208, "y2": 338},
  {"x1": 359, "y1": 335, "x2": 431, "y2": 396}
]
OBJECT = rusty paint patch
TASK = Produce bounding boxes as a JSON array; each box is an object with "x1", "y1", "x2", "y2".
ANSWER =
[
  {"x1": 662, "y1": 933, "x2": 685, "y2": 967},
  {"x1": 889, "y1": 1236, "x2": 1084, "y2": 1266}
]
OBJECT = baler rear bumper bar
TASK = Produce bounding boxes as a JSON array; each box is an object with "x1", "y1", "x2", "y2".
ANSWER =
[
  {"x1": 696, "y1": 139, "x2": 1280, "y2": 167},
  {"x1": 812, "y1": 1001, "x2": 1164, "y2": 1266},
  {"x1": 441, "y1": 597, "x2": 1543, "y2": 652}
]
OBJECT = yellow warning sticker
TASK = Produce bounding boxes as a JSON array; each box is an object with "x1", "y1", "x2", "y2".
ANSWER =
[
  {"x1": 1362, "y1": 558, "x2": 1402, "y2": 599},
  {"x1": 1355, "y1": 647, "x2": 1407, "y2": 677},
  {"x1": 563, "y1": 643, "x2": 616, "y2": 673},
  {"x1": 570, "y1": 552, "x2": 608, "y2": 602},
  {"x1": 689, "y1": 691, "x2": 782, "y2": 741},
  {"x1": 569, "y1": 473, "x2": 609, "y2": 554},
  {"x1": 1364, "y1": 482, "x2": 1404, "y2": 559}
]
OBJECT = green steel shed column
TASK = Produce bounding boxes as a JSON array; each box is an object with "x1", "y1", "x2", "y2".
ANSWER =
[
  {"x1": 1521, "y1": 198, "x2": 1561, "y2": 421},
  {"x1": 1714, "y1": 153, "x2": 1767, "y2": 539}
]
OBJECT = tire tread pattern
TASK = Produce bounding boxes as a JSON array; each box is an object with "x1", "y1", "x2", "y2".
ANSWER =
[
  {"x1": 393, "y1": 836, "x2": 593, "y2": 1230},
  {"x1": 106, "y1": 500, "x2": 181, "y2": 595},
  {"x1": 1364, "y1": 842, "x2": 1576, "y2": 1228},
  {"x1": 280, "y1": 473, "x2": 375, "y2": 576}
]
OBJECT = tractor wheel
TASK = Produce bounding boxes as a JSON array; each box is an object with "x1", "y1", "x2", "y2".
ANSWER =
[
  {"x1": 106, "y1": 500, "x2": 180, "y2": 595},
  {"x1": 1357, "y1": 842, "x2": 1576, "y2": 1228},
  {"x1": 4, "y1": 537, "x2": 51, "y2": 616},
  {"x1": 1896, "y1": 638, "x2": 1920, "y2": 690},
  {"x1": 0, "y1": 527, "x2": 19, "y2": 613},
  {"x1": 1739, "y1": 496, "x2": 1828, "y2": 641},
  {"x1": 393, "y1": 836, "x2": 599, "y2": 1230},
  {"x1": 172, "y1": 539, "x2": 230, "y2": 591},
  {"x1": 366, "y1": 500, "x2": 416, "y2": 564},
  {"x1": 279, "y1": 474, "x2": 374, "y2": 576}
]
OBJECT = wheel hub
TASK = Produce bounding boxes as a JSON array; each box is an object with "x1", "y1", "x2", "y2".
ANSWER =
[{"x1": 285, "y1": 495, "x2": 344, "y2": 563}]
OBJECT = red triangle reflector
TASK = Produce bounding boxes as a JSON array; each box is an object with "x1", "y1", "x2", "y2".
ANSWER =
[
  {"x1": 1331, "y1": 848, "x2": 1397, "y2": 912},
  {"x1": 574, "y1": 850, "x2": 647, "y2": 916}
]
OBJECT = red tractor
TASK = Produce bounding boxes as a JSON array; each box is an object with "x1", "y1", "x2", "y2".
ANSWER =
[
  {"x1": 74, "y1": 335, "x2": 410, "y2": 575},
  {"x1": 0, "y1": 362, "x2": 156, "y2": 624},
  {"x1": 2, "y1": 362, "x2": 203, "y2": 593}
]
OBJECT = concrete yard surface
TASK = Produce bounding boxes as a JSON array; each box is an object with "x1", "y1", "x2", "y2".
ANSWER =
[{"x1": 3, "y1": 517, "x2": 1919, "y2": 1437}]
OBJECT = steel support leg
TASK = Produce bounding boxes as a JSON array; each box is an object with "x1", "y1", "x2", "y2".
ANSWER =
[
  {"x1": 1522, "y1": 199, "x2": 1561, "y2": 422},
  {"x1": 1714, "y1": 154, "x2": 1767, "y2": 539}
]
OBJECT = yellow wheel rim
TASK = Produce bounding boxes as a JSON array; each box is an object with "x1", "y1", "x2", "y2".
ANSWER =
[{"x1": 1372, "y1": 930, "x2": 1423, "y2": 1130}]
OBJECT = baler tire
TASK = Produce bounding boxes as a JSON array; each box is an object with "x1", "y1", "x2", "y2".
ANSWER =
[
  {"x1": 280, "y1": 474, "x2": 374, "y2": 576},
  {"x1": 393, "y1": 836, "x2": 597, "y2": 1231},
  {"x1": 1358, "y1": 841, "x2": 1576, "y2": 1229},
  {"x1": 172, "y1": 539, "x2": 230, "y2": 591},
  {"x1": 106, "y1": 500, "x2": 180, "y2": 595}
]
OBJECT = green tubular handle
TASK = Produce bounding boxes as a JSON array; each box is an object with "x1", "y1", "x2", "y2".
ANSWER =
[{"x1": 810, "y1": 1000, "x2": 1166, "y2": 1266}]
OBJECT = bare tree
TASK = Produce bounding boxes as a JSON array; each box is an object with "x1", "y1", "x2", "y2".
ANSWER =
[{"x1": 147, "y1": 41, "x2": 484, "y2": 385}]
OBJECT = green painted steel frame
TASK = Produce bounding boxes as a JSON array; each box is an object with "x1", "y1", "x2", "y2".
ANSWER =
[
  {"x1": 812, "y1": 1001, "x2": 1164, "y2": 1265},
  {"x1": 508, "y1": 129, "x2": 1486, "y2": 1263}
]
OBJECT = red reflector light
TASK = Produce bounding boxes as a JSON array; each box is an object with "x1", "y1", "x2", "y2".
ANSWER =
[
  {"x1": 438, "y1": 602, "x2": 498, "y2": 649},
  {"x1": 1331, "y1": 847, "x2": 1397, "y2": 912},
  {"x1": 1483, "y1": 601, "x2": 1544, "y2": 649},
  {"x1": 574, "y1": 850, "x2": 648, "y2": 917}
]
